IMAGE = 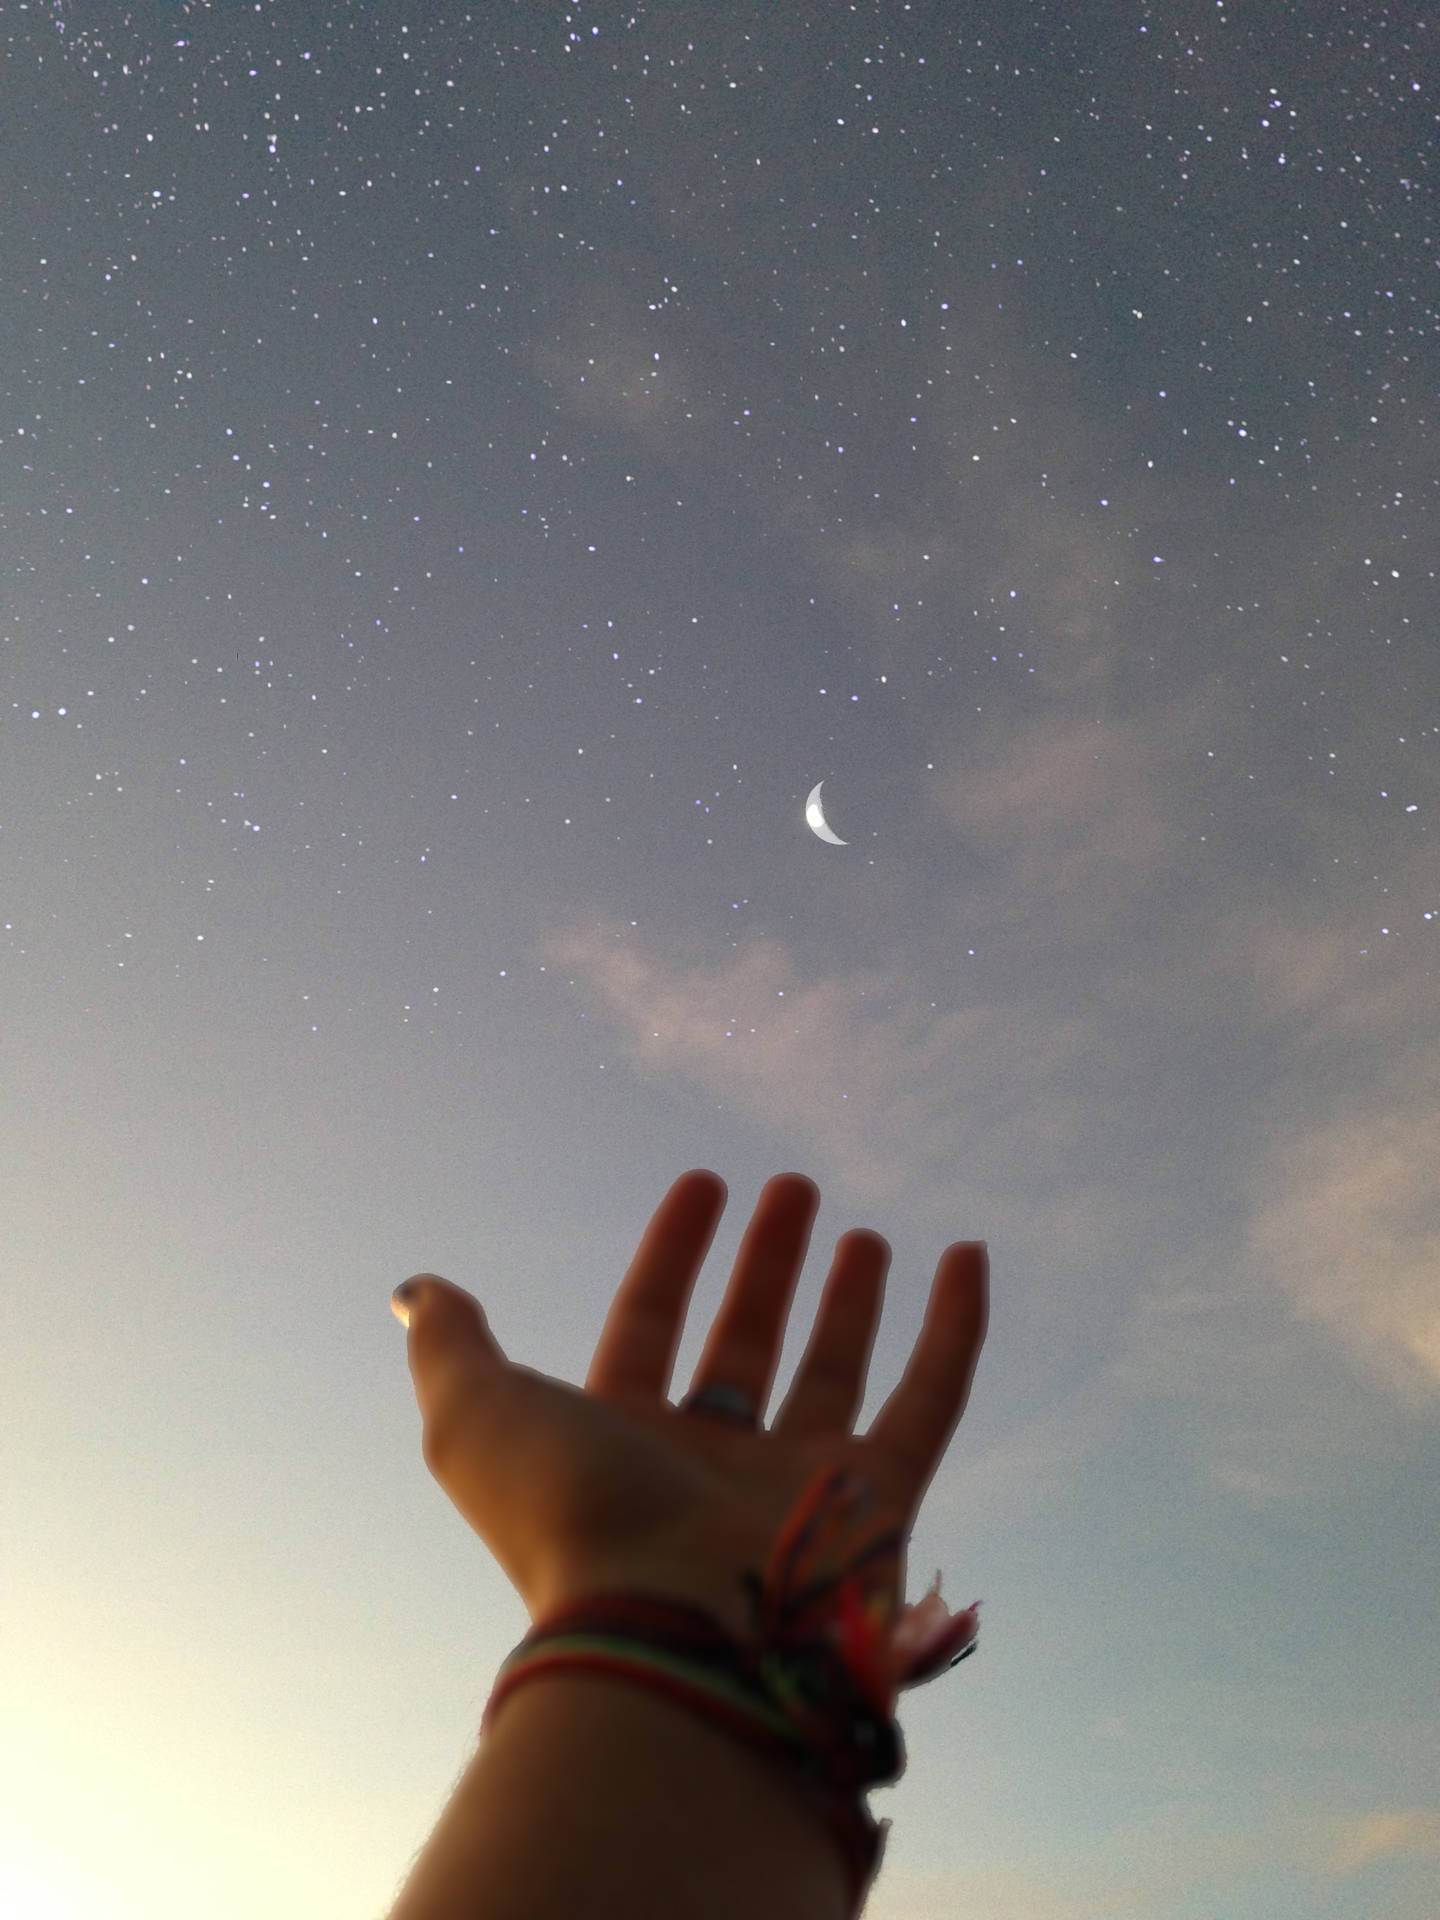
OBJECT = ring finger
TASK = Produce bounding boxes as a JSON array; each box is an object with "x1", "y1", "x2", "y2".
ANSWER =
[{"x1": 770, "y1": 1227, "x2": 890, "y2": 1438}]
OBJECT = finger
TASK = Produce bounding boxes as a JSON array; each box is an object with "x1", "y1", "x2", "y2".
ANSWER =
[
  {"x1": 864, "y1": 1241, "x2": 988, "y2": 1503},
  {"x1": 392, "y1": 1272, "x2": 509, "y2": 1472},
  {"x1": 585, "y1": 1169, "x2": 729, "y2": 1400},
  {"x1": 771, "y1": 1227, "x2": 890, "y2": 1438},
  {"x1": 683, "y1": 1171, "x2": 820, "y2": 1418}
]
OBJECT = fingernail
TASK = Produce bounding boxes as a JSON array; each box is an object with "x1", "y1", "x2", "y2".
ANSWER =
[{"x1": 391, "y1": 1278, "x2": 421, "y2": 1327}]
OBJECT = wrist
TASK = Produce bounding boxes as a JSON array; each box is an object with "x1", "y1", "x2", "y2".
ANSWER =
[
  {"x1": 535, "y1": 1559, "x2": 760, "y2": 1644},
  {"x1": 390, "y1": 1669, "x2": 852, "y2": 1920},
  {"x1": 484, "y1": 1585, "x2": 896, "y2": 1912},
  {"x1": 534, "y1": 1516, "x2": 772, "y2": 1645}
]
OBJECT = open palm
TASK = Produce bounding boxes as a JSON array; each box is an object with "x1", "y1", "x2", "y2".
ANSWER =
[{"x1": 395, "y1": 1169, "x2": 987, "y2": 1659}]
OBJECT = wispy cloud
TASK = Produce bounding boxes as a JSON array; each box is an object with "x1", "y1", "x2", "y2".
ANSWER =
[
  {"x1": 1320, "y1": 1806, "x2": 1440, "y2": 1875},
  {"x1": 527, "y1": 279, "x2": 722, "y2": 456},
  {"x1": 538, "y1": 663, "x2": 1439, "y2": 1419},
  {"x1": 863, "y1": 1797, "x2": 1440, "y2": 1920},
  {"x1": 1247, "y1": 1092, "x2": 1440, "y2": 1399},
  {"x1": 865, "y1": 1859, "x2": 1147, "y2": 1920},
  {"x1": 923, "y1": 699, "x2": 1219, "y2": 944},
  {"x1": 540, "y1": 917, "x2": 1016, "y2": 1209}
]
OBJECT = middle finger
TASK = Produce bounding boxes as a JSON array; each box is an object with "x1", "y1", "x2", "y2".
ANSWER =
[{"x1": 682, "y1": 1172, "x2": 821, "y2": 1420}]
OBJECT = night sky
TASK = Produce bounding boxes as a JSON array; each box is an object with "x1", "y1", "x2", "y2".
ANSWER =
[{"x1": 4, "y1": 4, "x2": 1438, "y2": 1917}]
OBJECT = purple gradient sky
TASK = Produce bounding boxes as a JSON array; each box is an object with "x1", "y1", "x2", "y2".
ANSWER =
[{"x1": 3, "y1": 5, "x2": 1437, "y2": 1916}]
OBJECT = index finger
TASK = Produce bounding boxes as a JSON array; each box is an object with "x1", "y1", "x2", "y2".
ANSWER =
[
  {"x1": 585, "y1": 1169, "x2": 729, "y2": 1400},
  {"x1": 864, "y1": 1241, "x2": 988, "y2": 1502}
]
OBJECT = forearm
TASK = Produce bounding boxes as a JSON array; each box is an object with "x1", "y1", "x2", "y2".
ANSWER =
[{"x1": 387, "y1": 1669, "x2": 852, "y2": 1920}]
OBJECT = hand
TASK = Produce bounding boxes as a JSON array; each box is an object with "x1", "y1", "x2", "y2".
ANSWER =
[{"x1": 393, "y1": 1170, "x2": 987, "y2": 1652}]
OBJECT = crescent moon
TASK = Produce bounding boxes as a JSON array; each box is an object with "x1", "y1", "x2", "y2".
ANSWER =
[{"x1": 804, "y1": 780, "x2": 848, "y2": 846}]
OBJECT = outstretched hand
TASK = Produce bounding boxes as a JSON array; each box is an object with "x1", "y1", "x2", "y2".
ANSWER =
[{"x1": 393, "y1": 1169, "x2": 987, "y2": 1651}]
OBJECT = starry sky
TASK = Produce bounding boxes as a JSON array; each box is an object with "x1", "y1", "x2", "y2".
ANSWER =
[{"x1": 3, "y1": 3, "x2": 1438, "y2": 1916}]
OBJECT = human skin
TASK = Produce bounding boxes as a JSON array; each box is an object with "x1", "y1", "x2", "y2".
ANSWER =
[
  {"x1": 385, "y1": 1168, "x2": 989, "y2": 1918},
  {"x1": 385, "y1": 1670, "x2": 855, "y2": 1920}
]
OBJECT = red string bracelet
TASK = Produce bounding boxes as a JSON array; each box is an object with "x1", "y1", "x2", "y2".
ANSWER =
[{"x1": 480, "y1": 1465, "x2": 981, "y2": 1916}]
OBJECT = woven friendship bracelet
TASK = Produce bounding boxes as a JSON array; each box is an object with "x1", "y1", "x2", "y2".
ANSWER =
[
  {"x1": 480, "y1": 1466, "x2": 981, "y2": 1916},
  {"x1": 480, "y1": 1596, "x2": 892, "y2": 1906}
]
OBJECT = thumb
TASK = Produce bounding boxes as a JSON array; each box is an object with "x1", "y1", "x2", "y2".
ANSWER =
[{"x1": 391, "y1": 1272, "x2": 508, "y2": 1435}]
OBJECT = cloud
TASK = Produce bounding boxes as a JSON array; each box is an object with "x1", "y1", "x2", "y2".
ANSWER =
[
  {"x1": 864, "y1": 1799, "x2": 1440, "y2": 1920},
  {"x1": 540, "y1": 918, "x2": 1014, "y2": 1209},
  {"x1": 928, "y1": 705, "x2": 1185, "y2": 905},
  {"x1": 1321, "y1": 1807, "x2": 1440, "y2": 1875},
  {"x1": 536, "y1": 915, "x2": 1158, "y2": 1272},
  {"x1": 538, "y1": 636, "x2": 1437, "y2": 1422},
  {"x1": 1210, "y1": 891, "x2": 1440, "y2": 1401},
  {"x1": 527, "y1": 279, "x2": 722, "y2": 455},
  {"x1": 864, "y1": 1860, "x2": 1147, "y2": 1920},
  {"x1": 1247, "y1": 1093, "x2": 1440, "y2": 1400}
]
